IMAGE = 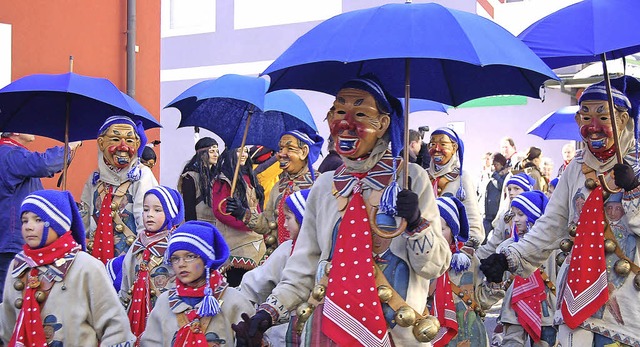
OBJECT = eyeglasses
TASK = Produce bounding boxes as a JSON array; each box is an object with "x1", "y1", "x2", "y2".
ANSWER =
[{"x1": 169, "y1": 253, "x2": 200, "y2": 265}]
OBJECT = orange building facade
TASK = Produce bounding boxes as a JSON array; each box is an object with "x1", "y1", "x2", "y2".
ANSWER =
[{"x1": 0, "y1": 0, "x2": 161, "y2": 199}]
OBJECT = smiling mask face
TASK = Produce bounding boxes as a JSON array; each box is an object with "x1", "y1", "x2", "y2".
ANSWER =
[
  {"x1": 576, "y1": 99, "x2": 629, "y2": 154},
  {"x1": 97, "y1": 123, "x2": 140, "y2": 169}
]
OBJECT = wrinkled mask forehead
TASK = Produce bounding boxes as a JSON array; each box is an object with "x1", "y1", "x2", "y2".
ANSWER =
[{"x1": 333, "y1": 88, "x2": 380, "y2": 115}]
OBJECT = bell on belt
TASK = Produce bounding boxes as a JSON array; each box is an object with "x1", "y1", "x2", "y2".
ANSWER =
[
  {"x1": 87, "y1": 240, "x2": 94, "y2": 252},
  {"x1": 115, "y1": 224, "x2": 124, "y2": 233},
  {"x1": 394, "y1": 306, "x2": 416, "y2": 327},
  {"x1": 14, "y1": 298, "x2": 23, "y2": 309},
  {"x1": 633, "y1": 273, "x2": 640, "y2": 291},
  {"x1": 604, "y1": 239, "x2": 617, "y2": 253},
  {"x1": 312, "y1": 284, "x2": 326, "y2": 301},
  {"x1": 265, "y1": 248, "x2": 274, "y2": 256},
  {"x1": 110, "y1": 211, "x2": 118, "y2": 218},
  {"x1": 413, "y1": 315, "x2": 440, "y2": 342},
  {"x1": 584, "y1": 177, "x2": 598, "y2": 190},
  {"x1": 265, "y1": 235, "x2": 277, "y2": 246},
  {"x1": 296, "y1": 302, "x2": 315, "y2": 322},
  {"x1": 13, "y1": 280, "x2": 24, "y2": 291},
  {"x1": 269, "y1": 221, "x2": 277, "y2": 230},
  {"x1": 110, "y1": 202, "x2": 118, "y2": 211},
  {"x1": 614, "y1": 259, "x2": 631, "y2": 276},
  {"x1": 503, "y1": 211, "x2": 514, "y2": 223},
  {"x1": 150, "y1": 289, "x2": 156, "y2": 297},
  {"x1": 568, "y1": 223, "x2": 577, "y2": 237},
  {"x1": 34, "y1": 290, "x2": 46, "y2": 303},
  {"x1": 377, "y1": 285, "x2": 393, "y2": 303},
  {"x1": 126, "y1": 235, "x2": 135, "y2": 246},
  {"x1": 324, "y1": 263, "x2": 332, "y2": 276},
  {"x1": 559, "y1": 239, "x2": 574, "y2": 253}
]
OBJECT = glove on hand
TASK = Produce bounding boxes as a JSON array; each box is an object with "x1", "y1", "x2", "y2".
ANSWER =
[
  {"x1": 479, "y1": 253, "x2": 509, "y2": 283},
  {"x1": 232, "y1": 311, "x2": 273, "y2": 347},
  {"x1": 396, "y1": 189, "x2": 422, "y2": 230},
  {"x1": 225, "y1": 197, "x2": 247, "y2": 221},
  {"x1": 613, "y1": 163, "x2": 640, "y2": 191}
]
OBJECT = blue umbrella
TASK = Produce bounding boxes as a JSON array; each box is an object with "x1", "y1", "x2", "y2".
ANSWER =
[
  {"x1": 0, "y1": 72, "x2": 161, "y2": 142},
  {"x1": 398, "y1": 98, "x2": 449, "y2": 114},
  {"x1": 527, "y1": 106, "x2": 581, "y2": 141}
]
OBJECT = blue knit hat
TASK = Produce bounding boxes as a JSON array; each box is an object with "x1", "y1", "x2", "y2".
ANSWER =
[
  {"x1": 167, "y1": 221, "x2": 230, "y2": 317},
  {"x1": 106, "y1": 254, "x2": 125, "y2": 292},
  {"x1": 436, "y1": 196, "x2": 470, "y2": 273},
  {"x1": 506, "y1": 173, "x2": 535, "y2": 192},
  {"x1": 511, "y1": 190, "x2": 548, "y2": 226},
  {"x1": 432, "y1": 127, "x2": 466, "y2": 200},
  {"x1": 549, "y1": 177, "x2": 559, "y2": 188},
  {"x1": 144, "y1": 186, "x2": 185, "y2": 231},
  {"x1": 98, "y1": 115, "x2": 148, "y2": 157},
  {"x1": 20, "y1": 190, "x2": 86, "y2": 250},
  {"x1": 280, "y1": 129, "x2": 324, "y2": 180},
  {"x1": 285, "y1": 189, "x2": 310, "y2": 225}
]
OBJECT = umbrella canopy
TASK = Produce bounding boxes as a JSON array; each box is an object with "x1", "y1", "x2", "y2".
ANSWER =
[
  {"x1": 166, "y1": 75, "x2": 318, "y2": 150},
  {"x1": 517, "y1": 0, "x2": 640, "y2": 69},
  {"x1": 262, "y1": 2, "x2": 558, "y2": 106},
  {"x1": 398, "y1": 98, "x2": 449, "y2": 114},
  {"x1": 0, "y1": 72, "x2": 161, "y2": 142},
  {"x1": 527, "y1": 106, "x2": 581, "y2": 141}
]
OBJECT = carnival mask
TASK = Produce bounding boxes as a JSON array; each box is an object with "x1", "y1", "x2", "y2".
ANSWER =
[
  {"x1": 575, "y1": 99, "x2": 629, "y2": 154},
  {"x1": 428, "y1": 133, "x2": 458, "y2": 166},
  {"x1": 278, "y1": 134, "x2": 309, "y2": 175},
  {"x1": 97, "y1": 123, "x2": 140, "y2": 169},
  {"x1": 327, "y1": 88, "x2": 390, "y2": 159}
]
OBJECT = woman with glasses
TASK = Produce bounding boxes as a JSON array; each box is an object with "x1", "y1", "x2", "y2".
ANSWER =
[{"x1": 178, "y1": 137, "x2": 219, "y2": 223}]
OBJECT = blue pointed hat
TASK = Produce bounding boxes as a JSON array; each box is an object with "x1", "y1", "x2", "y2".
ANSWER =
[
  {"x1": 281, "y1": 129, "x2": 324, "y2": 180},
  {"x1": 506, "y1": 172, "x2": 535, "y2": 192},
  {"x1": 98, "y1": 115, "x2": 148, "y2": 157},
  {"x1": 511, "y1": 190, "x2": 548, "y2": 225},
  {"x1": 432, "y1": 127, "x2": 466, "y2": 200},
  {"x1": 144, "y1": 185, "x2": 185, "y2": 231},
  {"x1": 285, "y1": 189, "x2": 311, "y2": 225}
]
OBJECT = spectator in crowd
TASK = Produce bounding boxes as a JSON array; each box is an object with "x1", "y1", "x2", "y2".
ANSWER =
[
  {"x1": 177, "y1": 137, "x2": 218, "y2": 223},
  {"x1": 499, "y1": 137, "x2": 518, "y2": 168},
  {"x1": 140, "y1": 146, "x2": 157, "y2": 170},
  {"x1": 317, "y1": 136, "x2": 343, "y2": 173},
  {"x1": 483, "y1": 153, "x2": 508, "y2": 243},
  {"x1": 556, "y1": 142, "x2": 576, "y2": 177}
]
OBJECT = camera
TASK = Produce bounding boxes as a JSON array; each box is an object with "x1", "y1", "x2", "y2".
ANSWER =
[{"x1": 418, "y1": 126, "x2": 430, "y2": 139}]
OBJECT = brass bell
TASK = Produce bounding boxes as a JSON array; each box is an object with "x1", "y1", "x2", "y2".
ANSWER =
[
  {"x1": 269, "y1": 221, "x2": 278, "y2": 230},
  {"x1": 457, "y1": 292, "x2": 465, "y2": 298},
  {"x1": 265, "y1": 248, "x2": 274, "y2": 256},
  {"x1": 14, "y1": 298, "x2": 23, "y2": 309},
  {"x1": 324, "y1": 263, "x2": 332, "y2": 276},
  {"x1": 584, "y1": 178, "x2": 598, "y2": 190},
  {"x1": 394, "y1": 306, "x2": 416, "y2": 327},
  {"x1": 126, "y1": 235, "x2": 135, "y2": 246},
  {"x1": 87, "y1": 240, "x2": 94, "y2": 252},
  {"x1": 614, "y1": 259, "x2": 631, "y2": 276},
  {"x1": 150, "y1": 289, "x2": 156, "y2": 297},
  {"x1": 34, "y1": 290, "x2": 46, "y2": 303},
  {"x1": 466, "y1": 299, "x2": 473, "y2": 305},
  {"x1": 265, "y1": 235, "x2": 277, "y2": 246},
  {"x1": 604, "y1": 239, "x2": 617, "y2": 253},
  {"x1": 127, "y1": 289, "x2": 133, "y2": 295},
  {"x1": 111, "y1": 211, "x2": 118, "y2": 218},
  {"x1": 110, "y1": 202, "x2": 118, "y2": 211},
  {"x1": 559, "y1": 239, "x2": 574, "y2": 253},
  {"x1": 568, "y1": 223, "x2": 577, "y2": 237},
  {"x1": 13, "y1": 280, "x2": 24, "y2": 291},
  {"x1": 478, "y1": 310, "x2": 487, "y2": 318},
  {"x1": 296, "y1": 302, "x2": 315, "y2": 322},
  {"x1": 633, "y1": 273, "x2": 640, "y2": 291},
  {"x1": 413, "y1": 315, "x2": 440, "y2": 342},
  {"x1": 312, "y1": 284, "x2": 326, "y2": 301},
  {"x1": 377, "y1": 285, "x2": 393, "y2": 303},
  {"x1": 115, "y1": 224, "x2": 124, "y2": 233},
  {"x1": 503, "y1": 211, "x2": 514, "y2": 223}
]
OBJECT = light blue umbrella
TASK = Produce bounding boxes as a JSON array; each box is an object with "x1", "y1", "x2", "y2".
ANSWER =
[{"x1": 527, "y1": 106, "x2": 580, "y2": 141}]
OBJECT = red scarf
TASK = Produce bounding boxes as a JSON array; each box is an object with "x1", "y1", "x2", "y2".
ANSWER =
[
  {"x1": 92, "y1": 185, "x2": 114, "y2": 264},
  {"x1": 511, "y1": 270, "x2": 547, "y2": 342},
  {"x1": 173, "y1": 271, "x2": 223, "y2": 347},
  {"x1": 592, "y1": 146, "x2": 617, "y2": 162},
  {"x1": 322, "y1": 177, "x2": 390, "y2": 347},
  {"x1": 0, "y1": 137, "x2": 27, "y2": 149},
  {"x1": 10, "y1": 233, "x2": 78, "y2": 347},
  {"x1": 561, "y1": 186, "x2": 608, "y2": 329},
  {"x1": 431, "y1": 272, "x2": 458, "y2": 347},
  {"x1": 128, "y1": 248, "x2": 153, "y2": 342},
  {"x1": 276, "y1": 181, "x2": 294, "y2": 244}
]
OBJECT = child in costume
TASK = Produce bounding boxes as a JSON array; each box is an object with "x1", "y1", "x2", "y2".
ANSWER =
[
  {"x1": 430, "y1": 196, "x2": 489, "y2": 347},
  {"x1": 120, "y1": 185, "x2": 185, "y2": 341},
  {"x1": 106, "y1": 254, "x2": 126, "y2": 293},
  {"x1": 239, "y1": 189, "x2": 310, "y2": 346},
  {"x1": 477, "y1": 191, "x2": 558, "y2": 347},
  {"x1": 140, "y1": 220, "x2": 255, "y2": 346},
  {"x1": 0, "y1": 190, "x2": 135, "y2": 346}
]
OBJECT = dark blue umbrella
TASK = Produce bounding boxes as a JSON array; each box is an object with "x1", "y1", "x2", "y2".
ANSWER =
[
  {"x1": 517, "y1": 0, "x2": 639, "y2": 69},
  {"x1": 398, "y1": 98, "x2": 449, "y2": 114},
  {"x1": 527, "y1": 106, "x2": 581, "y2": 141},
  {"x1": 0, "y1": 72, "x2": 161, "y2": 142}
]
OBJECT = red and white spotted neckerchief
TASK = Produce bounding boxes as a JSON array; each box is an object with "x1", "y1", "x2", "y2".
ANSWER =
[
  {"x1": 322, "y1": 177, "x2": 390, "y2": 347},
  {"x1": 431, "y1": 272, "x2": 458, "y2": 347},
  {"x1": 511, "y1": 270, "x2": 547, "y2": 342},
  {"x1": 128, "y1": 247, "x2": 155, "y2": 343},
  {"x1": 276, "y1": 181, "x2": 294, "y2": 244},
  {"x1": 10, "y1": 233, "x2": 79, "y2": 347},
  {"x1": 92, "y1": 185, "x2": 114, "y2": 264},
  {"x1": 561, "y1": 185, "x2": 608, "y2": 329}
]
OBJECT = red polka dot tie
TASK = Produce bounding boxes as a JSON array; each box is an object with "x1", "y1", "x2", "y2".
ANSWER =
[
  {"x1": 92, "y1": 186, "x2": 114, "y2": 264},
  {"x1": 431, "y1": 272, "x2": 458, "y2": 347},
  {"x1": 129, "y1": 249, "x2": 152, "y2": 344},
  {"x1": 322, "y1": 182, "x2": 390, "y2": 347}
]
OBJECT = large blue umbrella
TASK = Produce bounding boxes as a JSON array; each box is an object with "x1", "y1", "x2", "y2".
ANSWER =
[{"x1": 527, "y1": 106, "x2": 580, "y2": 141}]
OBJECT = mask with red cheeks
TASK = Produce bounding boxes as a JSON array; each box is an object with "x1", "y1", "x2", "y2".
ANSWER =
[
  {"x1": 328, "y1": 88, "x2": 390, "y2": 159},
  {"x1": 575, "y1": 100, "x2": 629, "y2": 154},
  {"x1": 428, "y1": 133, "x2": 458, "y2": 165},
  {"x1": 97, "y1": 123, "x2": 141, "y2": 168}
]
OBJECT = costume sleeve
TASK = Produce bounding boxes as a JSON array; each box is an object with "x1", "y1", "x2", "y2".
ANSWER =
[
  {"x1": 461, "y1": 173, "x2": 485, "y2": 246},
  {"x1": 622, "y1": 186, "x2": 640, "y2": 235},
  {"x1": 239, "y1": 242, "x2": 291, "y2": 304},
  {"x1": 118, "y1": 249, "x2": 135, "y2": 304},
  {"x1": 132, "y1": 167, "x2": 158, "y2": 234},
  {"x1": 212, "y1": 180, "x2": 249, "y2": 230},
  {"x1": 139, "y1": 294, "x2": 170, "y2": 346},
  {"x1": 506, "y1": 171, "x2": 570, "y2": 277},
  {"x1": 84, "y1": 254, "x2": 136, "y2": 345},
  {"x1": 0, "y1": 260, "x2": 17, "y2": 342},
  {"x1": 180, "y1": 174, "x2": 198, "y2": 221},
  {"x1": 223, "y1": 287, "x2": 257, "y2": 328},
  {"x1": 5, "y1": 146, "x2": 66, "y2": 182},
  {"x1": 80, "y1": 175, "x2": 96, "y2": 238},
  {"x1": 400, "y1": 164, "x2": 451, "y2": 280},
  {"x1": 245, "y1": 183, "x2": 278, "y2": 234},
  {"x1": 476, "y1": 215, "x2": 508, "y2": 259}
]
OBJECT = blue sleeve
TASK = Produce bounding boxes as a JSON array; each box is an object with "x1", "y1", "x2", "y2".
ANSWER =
[{"x1": 6, "y1": 146, "x2": 66, "y2": 181}]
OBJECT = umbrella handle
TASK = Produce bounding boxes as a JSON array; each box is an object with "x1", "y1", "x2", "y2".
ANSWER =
[
  {"x1": 598, "y1": 173, "x2": 622, "y2": 194},
  {"x1": 368, "y1": 205, "x2": 407, "y2": 239},
  {"x1": 217, "y1": 198, "x2": 232, "y2": 216},
  {"x1": 598, "y1": 54, "x2": 623, "y2": 195}
]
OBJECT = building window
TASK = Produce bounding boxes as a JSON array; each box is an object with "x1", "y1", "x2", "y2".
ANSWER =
[{"x1": 161, "y1": 0, "x2": 216, "y2": 37}]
